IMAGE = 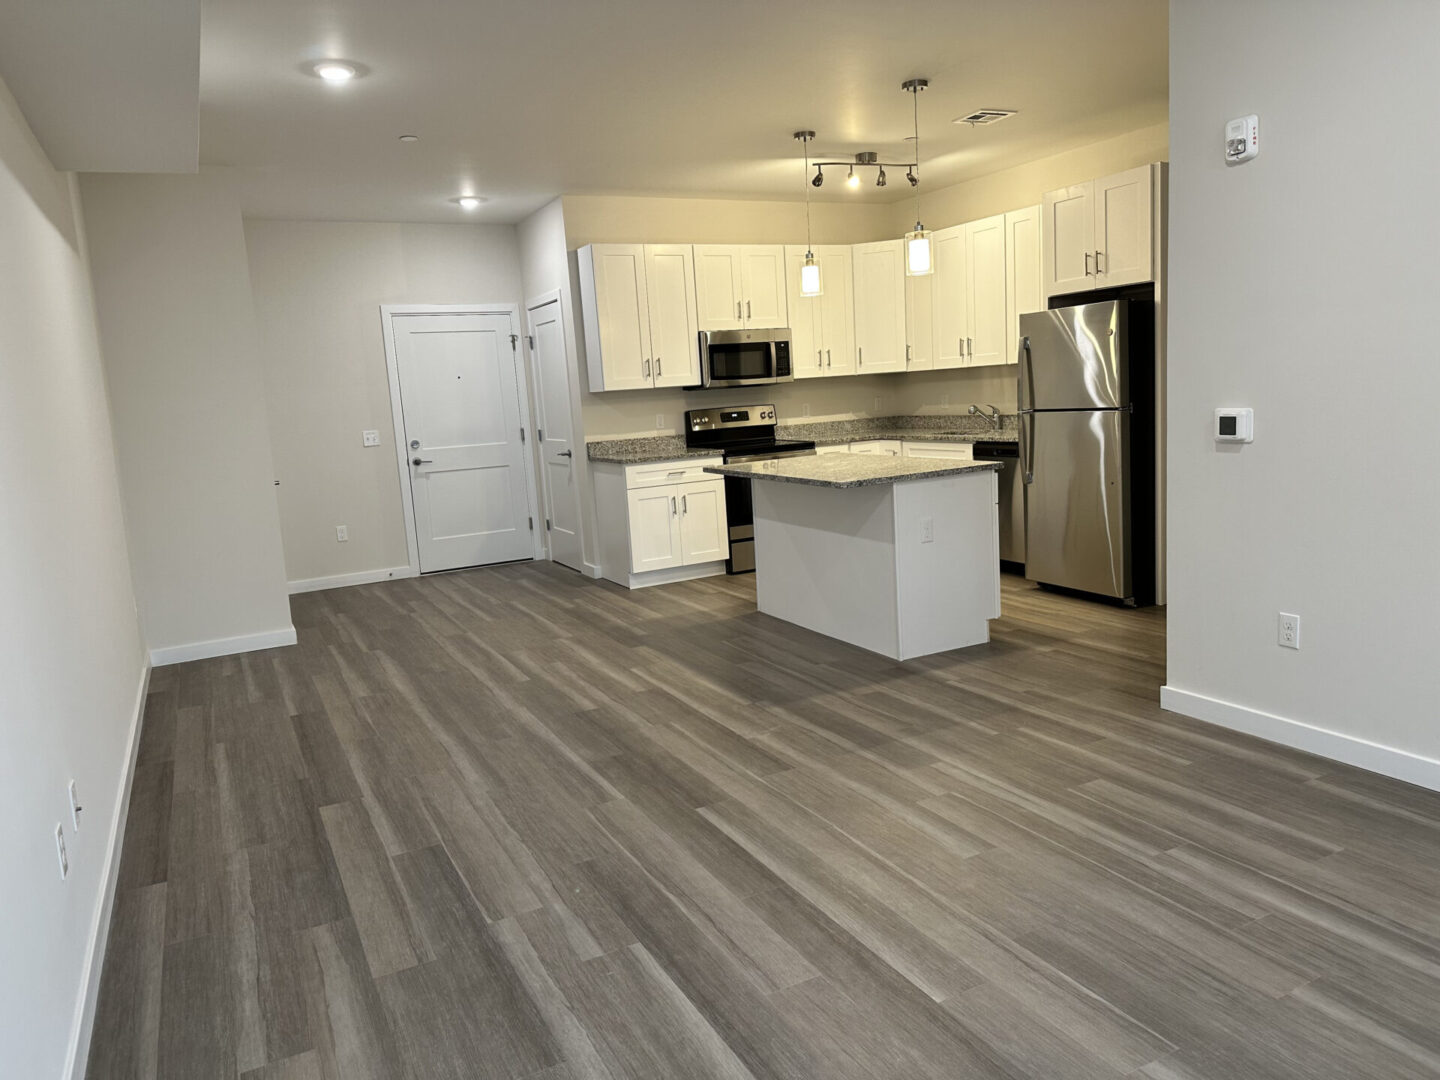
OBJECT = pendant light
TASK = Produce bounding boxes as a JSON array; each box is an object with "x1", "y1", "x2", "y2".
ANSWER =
[
  {"x1": 794, "y1": 130, "x2": 822, "y2": 296},
  {"x1": 902, "y1": 78, "x2": 933, "y2": 277}
]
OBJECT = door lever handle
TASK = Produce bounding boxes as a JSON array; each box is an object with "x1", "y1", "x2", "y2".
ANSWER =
[
  {"x1": 412, "y1": 457, "x2": 433, "y2": 466},
  {"x1": 558, "y1": 450, "x2": 573, "y2": 458}
]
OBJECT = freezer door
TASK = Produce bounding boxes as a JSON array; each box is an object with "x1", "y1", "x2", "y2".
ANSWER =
[
  {"x1": 1017, "y1": 301, "x2": 1128, "y2": 411},
  {"x1": 1023, "y1": 409, "x2": 1131, "y2": 599}
]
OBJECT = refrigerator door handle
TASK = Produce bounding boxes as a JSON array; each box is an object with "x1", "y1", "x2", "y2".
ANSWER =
[
  {"x1": 1019, "y1": 411, "x2": 1034, "y2": 485},
  {"x1": 1018, "y1": 335, "x2": 1035, "y2": 413}
]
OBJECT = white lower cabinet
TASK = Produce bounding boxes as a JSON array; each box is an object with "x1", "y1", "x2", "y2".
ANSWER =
[
  {"x1": 595, "y1": 458, "x2": 729, "y2": 587},
  {"x1": 849, "y1": 440, "x2": 903, "y2": 456},
  {"x1": 814, "y1": 443, "x2": 851, "y2": 455},
  {"x1": 902, "y1": 441, "x2": 974, "y2": 461}
]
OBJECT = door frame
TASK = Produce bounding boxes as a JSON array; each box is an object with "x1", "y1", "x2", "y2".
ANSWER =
[
  {"x1": 380, "y1": 303, "x2": 544, "y2": 576},
  {"x1": 523, "y1": 288, "x2": 590, "y2": 572}
]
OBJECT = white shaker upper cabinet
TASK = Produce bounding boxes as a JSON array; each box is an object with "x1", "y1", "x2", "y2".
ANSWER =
[
  {"x1": 693, "y1": 245, "x2": 745, "y2": 330},
  {"x1": 931, "y1": 225, "x2": 968, "y2": 370},
  {"x1": 578, "y1": 244, "x2": 652, "y2": 392},
  {"x1": 1094, "y1": 165, "x2": 1153, "y2": 288},
  {"x1": 905, "y1": 269, "x2": 935, "y2": 372},
  {"x1": 1043, "y1": 181, "x2": 1096, "y2": 297},
  {"x1": 1004, "y1": 205, "x2": 1043, "y2": 367},
  {"x1": 738, "y1": 245, "x2": 788, "y2": 328},
  {"x1": 643, "y1": 244, "x2": 701, "y2": 388},
  {"x1": 784, "y1": 245, "x2": 855, "y2": 379},
  {"x1": 851, "y1": 240, "x2": 906, "y2": 375},
  {"x1": 965, "y1": 214, "x2": 1008, "y2": 368}
]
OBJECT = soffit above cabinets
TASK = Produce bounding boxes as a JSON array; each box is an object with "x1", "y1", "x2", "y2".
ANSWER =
[{"x1": 0, "y1": 0, "x2": 200, "y2": 173}]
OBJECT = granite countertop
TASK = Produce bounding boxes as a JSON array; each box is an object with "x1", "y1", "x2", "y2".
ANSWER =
[
  {"x1": 705, "y1": 456, "x2": 999, "y2": 489},
  {"x1": 587, "y1": 414, "x2": 1018, "y2": 464}
]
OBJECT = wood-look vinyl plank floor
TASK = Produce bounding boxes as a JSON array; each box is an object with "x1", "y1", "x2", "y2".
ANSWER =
[{"x1": 88, "y1": 565, "x2": 1440, "y2": 1079}]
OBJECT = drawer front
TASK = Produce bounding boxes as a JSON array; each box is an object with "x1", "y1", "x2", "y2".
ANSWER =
[
  {"x1": 902, "y1": 441, "x2": 974, "y2": 460},
  {"x1": 849, "y1": 440, "x2": 903, "y2": 456},
  {"x1": 813, "y1": 443, "x2": 852, "y2": 455},
  {"x1": 624, "y1": 457, "x2": 722, "y2": 490}
]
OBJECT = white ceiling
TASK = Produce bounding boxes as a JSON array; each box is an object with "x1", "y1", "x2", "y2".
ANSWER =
[{"x1": 0, "y1": 0, "x2": 199, "y2": 172}]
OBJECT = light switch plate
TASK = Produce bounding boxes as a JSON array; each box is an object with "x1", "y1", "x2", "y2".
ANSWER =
[{"x1": 362, "y1": 430, "x2": 380, "y2": 447}]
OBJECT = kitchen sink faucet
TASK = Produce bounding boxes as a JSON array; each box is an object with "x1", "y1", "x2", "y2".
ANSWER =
[{"x1": 969, "y1": 404, "x2": 1002, "y2": 430}]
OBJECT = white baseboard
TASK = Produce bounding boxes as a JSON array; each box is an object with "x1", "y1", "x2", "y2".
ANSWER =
[
  {"x1": 1161, "y1": 685, "x2": 1440, "y2": 792},
  {"x1": 64, "y1": 661, "x2": 151, "y2": 1080},
  {"x1": 583, "y1": 561, "x2": 603, "y2": 579},
  {"x1": 288, "y1": 565, "x2": 415, "y2": 594},
  {"x1": 149, "y1": 625, "x2": 298, "y2": 667}
]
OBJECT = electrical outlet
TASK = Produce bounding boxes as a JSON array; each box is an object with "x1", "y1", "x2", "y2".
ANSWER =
[
  {"x1": 362, "y1": 429, "x2": 380, "y2": 447},
  {"x1": 336, "y1": 525, "x2": 349, "y2": 543},
  {"x1": 655, "y1": 413, "x2": 665, "y2": 430},
  {"x1": 920, "y1": 517, "x2": 934, "y2": 544},
  {"x1": 68, "y1": 780, "x2": 82, "y2": 832},
  {"x1": 55, "y1": 824, "x2": 67, "y2": 880},
  {"x1": 1277, "y1": 612, "x2": 1301, "y2": 650}
]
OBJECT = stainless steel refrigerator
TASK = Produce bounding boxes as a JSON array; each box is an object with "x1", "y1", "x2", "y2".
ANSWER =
[{"x1": 1017, "y1": 298, "x2": 1154, "y2": 605}]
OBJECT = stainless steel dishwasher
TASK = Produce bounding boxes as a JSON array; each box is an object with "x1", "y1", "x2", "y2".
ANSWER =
[{"x1": 973, "y1": 441, "x2": 1024, "y2": 566}]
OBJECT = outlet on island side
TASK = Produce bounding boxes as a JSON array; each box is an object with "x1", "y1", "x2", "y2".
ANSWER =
[
  {"x1": 1277, "y1": 612, "x2": 1301, "y2": 650},
  {"x1": 655, "y1": 413, "x2": 665, "y2": 430},
  {"x1": 336, "y1": 525, "x2": 349, "y2": 543}
]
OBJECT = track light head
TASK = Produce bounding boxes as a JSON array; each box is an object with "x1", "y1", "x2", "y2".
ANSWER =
[
  {"x1": 906, "y1": 168, "x2": 919, "y2": 187},
  {"x1": 812, "y1": 166, "x2": 824, "y2": 188},
  {"x1": 876, "y1": 167, "x2": 887, "y2": 188},
  {"x1": 846, "y1": 165, "x2": 860, "y2": 189}
]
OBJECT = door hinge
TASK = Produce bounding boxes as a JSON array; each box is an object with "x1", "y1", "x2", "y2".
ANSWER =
[
  {"x1": 546, "y1": 518, "x2": 552, "y2": 531},
  {"x1": 509, "y1": 333, "x2": 518, "y2": 351},
  {"x1": 528, "y1": 516, "x2": 534, "y2": 530},
  {"x1": 526, "y1": 334, "x2": 535, "y2": 350}
]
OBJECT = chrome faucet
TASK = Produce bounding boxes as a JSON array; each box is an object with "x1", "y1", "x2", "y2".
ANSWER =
[{"x1": 969, "y1": 403, "x2": 1002, "y2": 430}]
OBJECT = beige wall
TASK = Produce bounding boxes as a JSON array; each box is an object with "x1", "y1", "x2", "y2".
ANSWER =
[
  {"x1": 0, "y1": 74, "x2": 146, "y2": 1079},
  {"x1": 81, "y1": 172, "x2": 293, "y2": 657},
  {"x1": 561, "y1": 193, "x2": 891, "y2": 248},
  {"x1": 245, "y1": 220, "x2": 526, "y2": 586},
  {"x1": 1165, "y1": 1, "x2": 1440, "y2": 785}
]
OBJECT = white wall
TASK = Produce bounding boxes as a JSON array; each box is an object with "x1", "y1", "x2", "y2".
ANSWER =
[
  {"x1": 1164, "y1": 0, "x2": 1440, "y2": 786},
  {"x1": 81, "y1": 172, "x2": 293, "y2": 662},
  {"x1": 0, "y1": 74, "x2": 147, "y2": 1080},
  {"x1": 244, "y1": 219, "x2": 525, "y2": 587}
]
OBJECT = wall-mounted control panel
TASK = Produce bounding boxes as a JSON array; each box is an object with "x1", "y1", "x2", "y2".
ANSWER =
[
  {"x1": 1225, "y1": 115, "x2": 1259, "y2": 164},
  {"x1": 1214, "y1": 407, "x2": 1254, "y2": 443}
]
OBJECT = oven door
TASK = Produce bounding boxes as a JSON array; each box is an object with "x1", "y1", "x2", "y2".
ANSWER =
[{"x1": 701, "y1": 335, "x2": 777, "y2": 388}]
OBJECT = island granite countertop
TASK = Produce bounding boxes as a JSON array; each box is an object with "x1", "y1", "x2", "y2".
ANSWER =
[{"x1": 706, "y1": 455, "x2": 999, "y2": 489}]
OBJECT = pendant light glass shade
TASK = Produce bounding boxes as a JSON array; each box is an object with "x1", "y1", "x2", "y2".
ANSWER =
[
  {"x1": 905, "y1": 228, "x2": 933, "y2": 276},
  {"x1": 800, "y1": 252, "x2": 822, "y2": 297}
]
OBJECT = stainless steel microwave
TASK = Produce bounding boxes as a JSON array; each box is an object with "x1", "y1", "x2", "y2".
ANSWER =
[{"x1": 698, "y1": 328, "x2": 793, "y2": 389}]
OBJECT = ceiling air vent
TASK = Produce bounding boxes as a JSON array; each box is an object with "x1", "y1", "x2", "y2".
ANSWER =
[{"x1": 953, "y1": 108, "x2": 1018, "y2": 127}]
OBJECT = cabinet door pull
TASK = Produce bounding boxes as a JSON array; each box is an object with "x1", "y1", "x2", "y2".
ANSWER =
[
  {"x1": 682, "y1": 494, "x2": 688, "y2": 514},
  {"x1": 656, "y1": 356, "x2": 662, "y2": 378},
  {"x1": 966, "y1": 337, "x2": 973, "y2": 358},
  {"x1": 1084, "y1": 251, "x2": 1093, "y2": 276},
  {"x1": 736, "y1": 301, "x2": 742, "y2": 320},
  {"x1": 671, "y1": 495, "x2": 677, "y2": 516},
  {"x1": 746, "y1": 299, "x2": 751, "y2": 319},
  {"x1": 858, "y1": 346, "x2": 863, "y2": 367},
  {"x1": 826, "y1": 349, "x2": 831, "y2": 368},
  {"x1": 1095, "y1": 249, "x2": 1104, "y2": 274},
  {"x1": 644, "y1": 358, "x2": 651, "y2": 379},
  {"x1": 906, "y1": 344, "x2": 912, "y2": 364},
  {"x1": 817, "y1": 349, "x2": 823, "y2": 368}
]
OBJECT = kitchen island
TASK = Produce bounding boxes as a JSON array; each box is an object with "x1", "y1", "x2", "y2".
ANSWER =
[{"x1": 706, "y1": 455, "x2": 1001, "y2": 660}]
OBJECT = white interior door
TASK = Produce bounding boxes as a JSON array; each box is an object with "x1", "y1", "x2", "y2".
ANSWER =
[
  {"x1": 526, "y1": 299, "x2": 583, "y2": 572},
  {"x1": 393, "y1": 312, "x2": 534, "y2": 572}
]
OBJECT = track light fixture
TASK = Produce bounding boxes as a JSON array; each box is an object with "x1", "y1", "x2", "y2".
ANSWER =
[
  {"x1": 846, "y1": 165, "x2": 859, "y2": 189},
  {"x1": 876, "y1": 167, "x2": 887, "y2": 188},
  {"x1": 812, "y1": 165, "x2": 824, "y2": 187},
  {"x1": 906, "y1": 168, "x2": 918, "y2": 187}
]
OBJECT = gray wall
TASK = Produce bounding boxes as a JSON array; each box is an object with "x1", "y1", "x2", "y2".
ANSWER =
[{"x1": 1164, "y1": 0, "x2": 1440, "y2": 785}]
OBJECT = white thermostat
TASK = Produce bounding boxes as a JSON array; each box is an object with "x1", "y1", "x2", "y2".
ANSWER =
[
  {"x1": 1225, "y1": 115, "x2": 1259, "y2": 163},
  {"x1": 1214, "y1": 408, "x2": 1253, "y2": 443}
]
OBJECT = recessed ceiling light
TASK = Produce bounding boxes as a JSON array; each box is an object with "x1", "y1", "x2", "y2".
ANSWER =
[
  {"x1": 454, "y1": 196, "x2": 484, "y2": 210},
  {"x1": 305, "y1": 60, "x2": 363, "y2": 84},
  {"x1": 398, "y1": 134, "x2": 419, "y2": 143}
]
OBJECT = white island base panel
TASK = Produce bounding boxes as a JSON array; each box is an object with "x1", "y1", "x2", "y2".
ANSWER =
[{"x1": 751, "y1": 470, "x2": 1001, "y2": 661}]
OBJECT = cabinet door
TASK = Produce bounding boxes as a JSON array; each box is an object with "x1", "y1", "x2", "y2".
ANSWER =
[
  {"x1": 932, "y1": 225, "x2": 968, "y2": 369},
  {"x1": 851, "y1": 240, "x2": 906, "y2": 374},
  {"x1": 626, "y1": 485, "x2": 682, "y2": 573},
  {"x1": 678, "y1": 479, "x2": 728, "y2": 565},
  {"x1": 1094, "y1": 165, "x2": 1153, "y2": 288},
  {"x1": 816, "y1": 247, "x2": 856, "y2": 376},
  {"x1": 1042, "y1": 181, "x2": 1095, "y2": 297},
  {"x1": 902, "y1": 441, "x2": 974, "y2": 461},
  {"x1": 966, "y1": 214, "x2": 1008, "y2": 367},
  {"x1": 813, "y1": 443, "x2": 851, "y2": 455},
  {"x1": 739, "y1": 246, "x2": 788, "y2": 327},
  {"x1": 905, "y1": 271, "x2": 935, "y2": 371},
  {"x1": 692, "y1": 246, "x2": 744, "y2": 330},
  {"x1": 644, "y1": 245, "x2": 701, "y2": 387},
  {"x1": 784, "y1": 246, "x2": 825, "y2": 379},
  {"x1": 579, "y1": 244, "x2": 652, "y2": 391},
  {"x1": 1005, "y1": 206, "x2": 1042, "y2": 368}
]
